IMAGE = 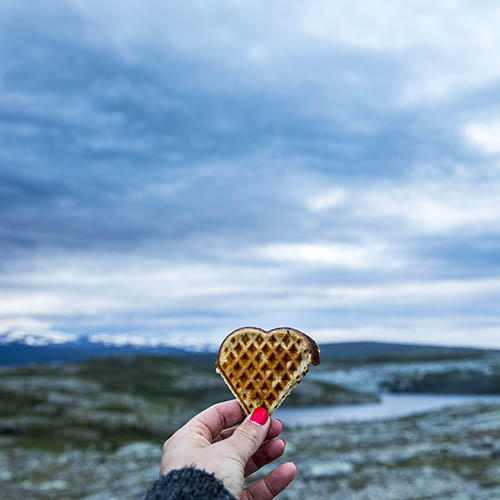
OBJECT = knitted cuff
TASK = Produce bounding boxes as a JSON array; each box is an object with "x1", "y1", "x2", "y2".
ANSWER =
[{"x1": 144, "y1": 466, "x2": 237, "y2": 500}]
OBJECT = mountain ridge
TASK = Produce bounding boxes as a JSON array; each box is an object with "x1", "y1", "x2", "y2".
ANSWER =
[{"x1": 1, "y1": 332, "x2": 498, "y2": 367}]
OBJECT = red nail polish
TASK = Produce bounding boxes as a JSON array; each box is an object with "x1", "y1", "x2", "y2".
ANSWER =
[
  {"x1": 281, "y1": 439, "x2": 286, "y2": 447},
  {"x1": 250, "y1": 407, "x2": 268, "y2": 425}
]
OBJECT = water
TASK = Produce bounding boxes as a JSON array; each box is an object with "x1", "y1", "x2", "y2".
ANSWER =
[{"x1": 275, "y1": 393, "x2": 500, "y2": 426}]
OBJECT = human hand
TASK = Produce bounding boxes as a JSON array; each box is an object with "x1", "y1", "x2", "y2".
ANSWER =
[{"x1": 160, "y1": 400, "x2": 297, "y2": 499}]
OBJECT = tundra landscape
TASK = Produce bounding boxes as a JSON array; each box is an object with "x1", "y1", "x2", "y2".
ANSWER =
[{"x1": 1, "y1": 342, "x2": 500, "y2": 499}]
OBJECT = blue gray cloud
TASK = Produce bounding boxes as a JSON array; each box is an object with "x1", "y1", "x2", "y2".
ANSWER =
[{"x1": 1, "y1": 0, "x2": 500, "y2": 348}]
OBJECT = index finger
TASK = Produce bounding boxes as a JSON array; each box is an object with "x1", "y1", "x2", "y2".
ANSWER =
[{"x1": 182, "y1": 399, "x2": 246, "y2": 442}]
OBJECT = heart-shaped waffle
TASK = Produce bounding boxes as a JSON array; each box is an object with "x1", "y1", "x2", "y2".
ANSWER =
[{"x1": 215, "y1": 327, "x2": 320, "y2": 415}]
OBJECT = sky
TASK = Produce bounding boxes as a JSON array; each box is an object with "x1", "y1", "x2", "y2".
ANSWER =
[{"x1": 1, "y1": 0, "x2": 500, "y2": 349}]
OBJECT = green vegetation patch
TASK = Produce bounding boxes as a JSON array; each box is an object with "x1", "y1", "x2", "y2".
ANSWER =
[
  {"x1": 349, "y1": 472, "x2": 372, "y2": 491},
  {"x1": 0, "y1": 388, "x2": 45, "y2": 417},
  {"x1": 11, "y1": 417, "x2": 170, "y2": 452},
  {"x1": 75, "y1": 354, "x2": 230, "y2": 408}
]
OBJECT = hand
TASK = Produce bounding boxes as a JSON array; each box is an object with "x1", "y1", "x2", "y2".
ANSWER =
[{"x1": 160, "y1": 400, "x2": 297, "y2": 499}]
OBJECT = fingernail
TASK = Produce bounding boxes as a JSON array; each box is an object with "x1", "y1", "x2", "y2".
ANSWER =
[
  {"x1": 280, "y1": 439, "x2": 286, "y2": 447},
  {"x1": 250, "y1": 407, "x2": 268, "y2": 425},
  {"x1": 292, "y1": 462, "x2": 298, "y2": 470}
]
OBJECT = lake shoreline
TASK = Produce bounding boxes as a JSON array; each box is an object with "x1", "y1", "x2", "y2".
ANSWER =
[{"x1": 276, "y1": 392, "x2": 500, "y2": 426}]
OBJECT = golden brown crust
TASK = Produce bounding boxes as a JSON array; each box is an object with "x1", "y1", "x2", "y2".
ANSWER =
[
  {"x1": 293, "y1": 329, "x2": 321, "y2": 365},
  {"x1": 216, "y1": 326, "x2": 321, "y2": 365},
  {"x1": 215, "y1": 326, "x2": 320, "y2": 414},
  {"x1": 218, "y1": 370, "x2": 251, "y2": 414}
]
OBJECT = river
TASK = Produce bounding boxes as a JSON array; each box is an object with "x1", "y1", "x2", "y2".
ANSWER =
[{"x1": 275, "y1": 393, "x2": 500, "y2": 426}]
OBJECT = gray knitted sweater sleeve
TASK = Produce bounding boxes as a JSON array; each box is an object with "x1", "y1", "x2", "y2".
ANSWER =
[{"x1": 144, "y1": 467, "x2": 237, "y2": 500}]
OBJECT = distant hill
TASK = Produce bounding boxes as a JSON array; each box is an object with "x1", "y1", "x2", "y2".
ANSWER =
[
  {"x1": 0, "y1": 341, "x2": 192, "y2": 366},
  {"x1": 318, "y1": 341, "x2": 496, "y2": 364},
  {"x1": 1, "y1": 334, "x2": 497, "y2": 367}
]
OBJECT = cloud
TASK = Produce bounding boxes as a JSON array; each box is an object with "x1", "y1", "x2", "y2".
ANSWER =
[
  {"x1": 255, "y1": 241, "x2": 402, "y2": 269},
  {"x1": 1, "y1": 0, "x2": 500, "y2": 348},
  {"x1": 1, "y1": 250, "x2": 499, "y2": 346},
  {"x1": 66, "y1": 0, "x2": 500, "y2": 106},
  {"x1": 309, "y1": 321, "x2": 500, "y2": 350},
  {"x1": 464, "y1": 120, "x2": 500, "y2": 154},
  {"x1": 306, "y1": 188, "x2": 346, "y2": 212},
  {"x1": 359, "y1": 177, "x2": 500, "y2": 233},
  {"x1": 0, "y1": 318, "x2": 77, "y2": 345},
  {"x1": 322, "y1": 277, "x2": 500, "y2": 303}
]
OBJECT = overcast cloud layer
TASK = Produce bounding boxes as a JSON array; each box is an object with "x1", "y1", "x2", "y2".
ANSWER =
[{"x1": 1, "y1": 0, "x2": 500, "y2": 348}]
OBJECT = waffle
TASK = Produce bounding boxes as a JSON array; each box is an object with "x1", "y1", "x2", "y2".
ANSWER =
[{"x1": 215, "y1": 327, "x2": 320, "y2": 415}]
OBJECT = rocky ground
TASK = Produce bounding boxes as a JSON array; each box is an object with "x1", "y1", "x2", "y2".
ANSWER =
[
  {"x1": 1, "y1": 402, "x2": 500, "y2": 499},
  {"x1": 275, "y1": 403, "x2": 500, "y2": 500},
  {"x1": 1, "y1": 355, "x2": 499, "y2": 499}
]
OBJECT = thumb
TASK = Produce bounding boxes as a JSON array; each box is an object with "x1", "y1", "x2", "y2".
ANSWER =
[{"x1": 225, "y1": 407, "x2": 271, "y2": 465}]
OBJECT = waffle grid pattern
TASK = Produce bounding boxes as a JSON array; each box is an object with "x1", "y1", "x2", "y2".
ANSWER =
[{"x1": 217, "y1": 328, "x2": 312, "y2": 415}]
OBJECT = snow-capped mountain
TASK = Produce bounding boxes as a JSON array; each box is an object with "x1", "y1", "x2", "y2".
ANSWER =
[{"x1": 0, "y1": 330, "x2": 216, "y2": 366}]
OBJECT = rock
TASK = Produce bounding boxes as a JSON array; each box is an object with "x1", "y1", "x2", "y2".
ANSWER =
[
  {"x1": 39, "y1": 480, "x2": 68, "y2": 491},
  {"x1": 0, "y1": 424, "x2": 26, "y2": 435},
  {"x1": 486, "y1": 486, "x2": 500, "y2": 498},
  {"x1": 491, "y1": 445, "x2": 500, "y2": 458},
  {"x1": 307, "y1": 461, "x2": 353, "y2": 479},
  {"x1": 478, "y1": 436, "x2": 494, "y2": 448},
  {"x1": 0, "y1": 470, "x2": 12, "y2": 480},
  {"x1": 115, "y1": 442, "x2": 161, "y2": 460}
]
